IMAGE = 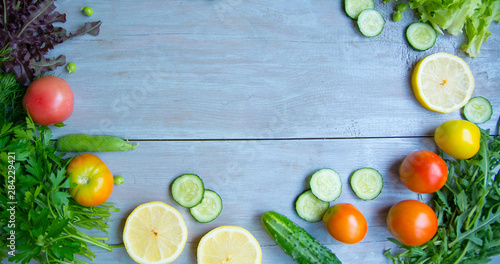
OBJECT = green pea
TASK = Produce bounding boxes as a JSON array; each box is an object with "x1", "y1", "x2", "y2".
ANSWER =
[
  {"x1": 396, "y1": 3, "x2": 408, "y2": 12},
  {"x1": 114, "y1": 176, "x2": 124, "y2": 185},
  {"x1": 56, "y1": 134, "x2": 139, "y2": 152},
  {"x1": 66, "y1": 62, "x2": 76, "y2": 73},
  {"x1": 393, "y1": 11, "x2": 403, "y2": 22},
  {"x1": 82, "y1": 6, "x2": 93, "y2": 16}
]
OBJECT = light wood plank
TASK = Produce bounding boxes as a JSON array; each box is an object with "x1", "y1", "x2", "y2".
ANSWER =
[
  {"x1": 49, "y1": 0, "x2": 500, "y2": 140},
  {"x1": 8, "y1": 1, "x2": 498, "y2": 264},
  {"x1": 77, "y1": 137, "x2": 433, "y2": 263}
]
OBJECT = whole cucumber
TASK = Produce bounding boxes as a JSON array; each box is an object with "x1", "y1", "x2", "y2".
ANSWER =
[
  {"x1": 56, "y1": 134, "x2": 138, "y2": 152},
  {"x1": 261, "y1": 211, "x2": 341, "y2": 264}
]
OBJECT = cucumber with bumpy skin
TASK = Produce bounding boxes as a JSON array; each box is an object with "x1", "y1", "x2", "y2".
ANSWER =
[{"x1": 261, "y1": 211, "x2": 342, "y2": 264}]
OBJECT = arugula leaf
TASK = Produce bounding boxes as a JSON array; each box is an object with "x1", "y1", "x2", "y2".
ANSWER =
[{"x1": 386, "y1": 127, "x2": 500, "y2": 263}]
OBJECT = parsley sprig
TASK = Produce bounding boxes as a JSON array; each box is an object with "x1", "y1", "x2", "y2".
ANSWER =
[
  {"x1": 0, "y1": 117, "x2": 120, "y2": 263},
  {"x1": 385, "y1": 122, "x2": 500, "y2": 263}
]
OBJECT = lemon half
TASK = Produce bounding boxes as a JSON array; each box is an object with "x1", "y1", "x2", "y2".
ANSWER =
[
  {"x1": 197, "y1": 225, "x2": 262, "y2": 264},
  {"x1": 123, "y1": 201, "x2": 188, "y2": 264},
  {"x1": 412, "y1": 52, "x2": 474, "y2": 113}
]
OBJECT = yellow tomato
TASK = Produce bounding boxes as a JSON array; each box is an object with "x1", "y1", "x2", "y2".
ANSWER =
[
  {"x1": 434, "y1": 120, "x2": 480, "y2": 160},
  {"x1": 67, "y1": 153, "x2": 114, "y2": 207}
]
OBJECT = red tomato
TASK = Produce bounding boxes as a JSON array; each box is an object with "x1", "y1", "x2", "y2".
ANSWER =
[
  {"x1": 322, "y1": 203, "x2": 367, "y2": 244},
  {"x1": 22, "y1": 76, "x2": 74, "y2": 126},
  {"x1": 387, "y1": 200, "x2": 438, "y2": 246},
  {"x1": 66, "y1": 153, "x2": 114, "y2": 207},
  {"x1": 399, "y1": 150, "x2": 448, "y2": 194}
]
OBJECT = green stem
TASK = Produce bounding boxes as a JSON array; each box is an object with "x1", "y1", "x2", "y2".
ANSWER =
[
  {"x1": 109, "y1": 243, "x2": 124, "y2": 249},
  {"x1": 449, "y1": 204, "x2": 500, "y2": 248},
  {"x1": 68, "y1": 234, "x2": 112, "y2": 251},
  {"x1": 2, "y1": 0, "x2": 6, "y2": 25},
  {"x1": 452, "y1": 240, "x2": 469, "y2": 264},
  {"x1": 17, "y1": 0, "x2": 56, "y2": 38}
]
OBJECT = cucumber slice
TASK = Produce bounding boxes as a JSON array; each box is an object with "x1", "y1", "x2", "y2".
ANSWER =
[
  {"x1": 406, "y1": 22, "x2": 437, "y2": 51},
  {"x1": 190, "y1": 190, "x2": 223, "y2": 223},
  {"x1": 463, "y1": 96, "x2": 493, "y2": 124},
  {"x1": 171, "y1": 174, "x2": 204, "y2": 208},
  {"x1": 295, "y1": 190, "x2": 330, "y2": 222},
  {"x1": 357, "y1": 9, "x2": 385, "y2": 37},
  {"x1": 309, "y1": 168, "x2": 342, "y2": 202},
  {"x1": 344, "y1": 0, "x2": 375, "y2": 19},
  {"x1": 350, "y1": 168, "x2": 383, "y2": 200}
]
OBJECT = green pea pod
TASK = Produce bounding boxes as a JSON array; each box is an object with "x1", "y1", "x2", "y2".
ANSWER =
[{"x1": 56, "y1": 134, "x2": 138, "y2": 152}]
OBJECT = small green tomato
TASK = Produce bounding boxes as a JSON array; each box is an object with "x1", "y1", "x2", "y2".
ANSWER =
[
  {"x1": 82, "y1": 6, "x2": 93, "y2": 16},
  {"x1": 393, "y1": 11, "x2": 403, "y2": 22},
  {"x1": 113, "y1": 176, "x2": 124, "y2": 185},
  {"x1": 66, "y1": 62, "x2": 76, "y2": 73}
]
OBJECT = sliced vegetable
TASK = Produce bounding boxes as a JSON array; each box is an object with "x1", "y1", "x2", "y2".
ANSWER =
[
  {"x1": 171, "y1": 174, "x2": 205, "y2": 208},
  {"x1": 309, "y1": 168, "x2": 342, "y2": 202},
  {"x1": 350, "y1": 168, "x2": 383, "y2": 200},
  {"x1": 56, "y1": 134, "x2": 138, "y2": 152},
  {"x1": 295, "y1": 190, "x2": 330, "y2": 223},
  {"x1": 344, "y1": 0, "x2": 375, "y2": 19},
  {"x1": 357, "y1": 9, "x2": 385, "y2": 37},
  {"x1": 406, "y1": 22, "x2": 437, "y2": 51},
  {"x1": 190, "y1": 190, "x2": 223, "y2": 223},
  {"x1": 463, "y1": 96, "x2": 493, "y2": 124},
  {"x1": 262, "y1": 211, "x2": 341, "y2": 264}
]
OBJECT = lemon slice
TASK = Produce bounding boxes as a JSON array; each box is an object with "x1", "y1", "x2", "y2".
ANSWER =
[
  {"x1": 197, "y1": 225, "x2": 262, "y2": 264},
  {"x1": 123, "y1": 202, "x2": 188, "y2": 264},
  {"x1": 411, "y1": 52, "x2": 474, "y2": 113}
]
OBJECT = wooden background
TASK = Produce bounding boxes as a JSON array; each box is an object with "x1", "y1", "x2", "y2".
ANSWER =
[{"x1": 41, "y1": 0, "x2": 500, "y2": 263}]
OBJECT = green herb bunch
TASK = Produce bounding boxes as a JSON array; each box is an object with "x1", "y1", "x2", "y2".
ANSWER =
[
  {"x1": 0, "y1": 73, "x2": 26, "y2": 125},
  {"x1": 0, "y1": 117, "x2": 120, "y2": 263},
  {"x1": 385, "y1": 123, "x2": 500, "y2": 263}
]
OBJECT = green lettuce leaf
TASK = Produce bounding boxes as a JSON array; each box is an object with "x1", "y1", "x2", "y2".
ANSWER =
[
  {"x1": 411, "y1": 0, "x2": 481, "y2": 35},
  {"x1": 386, "y1": 0, "x2": 500, "y2": 58},
  {"x1": 462, "y1": 0, "x2": 500, "y2": 58}
]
